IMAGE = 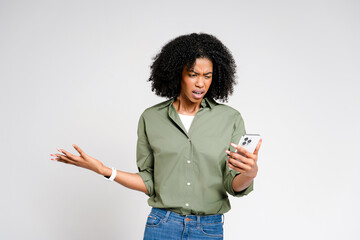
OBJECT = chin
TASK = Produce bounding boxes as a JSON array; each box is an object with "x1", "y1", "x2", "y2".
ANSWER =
[{"x1": 190, "y1": 97, "x2": 203, "y2": 103}]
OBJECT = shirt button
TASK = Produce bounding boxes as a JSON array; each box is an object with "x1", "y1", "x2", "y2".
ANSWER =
[
  {"x1": 185, "y1": 203, "x2": 189, "y2": 207},
  {"x1": 187, "y1": 182, "x2": 191, "y2": 186},
  {"x1": 187, "y1": 160, "x2": 191, "y2": 164},
  {"x1": 188, "y1": 138, "x2": 191, "y2": 142}
]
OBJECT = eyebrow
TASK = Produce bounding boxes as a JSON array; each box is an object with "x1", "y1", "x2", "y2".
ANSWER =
[{"x1": 189, "y1": 70, "x2": 213, "y2": 75}]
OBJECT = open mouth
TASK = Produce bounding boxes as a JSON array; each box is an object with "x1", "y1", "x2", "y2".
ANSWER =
[{"x1": 192, "y1": 90, "x2": 205, "y2": 99}]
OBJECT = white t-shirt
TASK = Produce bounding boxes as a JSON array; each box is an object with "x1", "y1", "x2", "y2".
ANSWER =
[{"x1": 178, "y1": 113, "x2": 195, "y2": 133}]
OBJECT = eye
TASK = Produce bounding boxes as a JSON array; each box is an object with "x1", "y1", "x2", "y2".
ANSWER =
[
  {"x1": 188, "y1": 74, "x2": 196, "y2": 77},
  {"x1": 205, "y1": 75, "x2": 212, "y2": 79}
]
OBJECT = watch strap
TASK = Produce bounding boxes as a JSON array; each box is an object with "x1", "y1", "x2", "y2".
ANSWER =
[{"x1": 104, "y1": 167, "x2": 117, "y2": 181}]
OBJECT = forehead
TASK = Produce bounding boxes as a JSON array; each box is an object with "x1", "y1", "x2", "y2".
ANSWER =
[{"x1": 188, "y1": 58, "x2": 213, "y2": 71}]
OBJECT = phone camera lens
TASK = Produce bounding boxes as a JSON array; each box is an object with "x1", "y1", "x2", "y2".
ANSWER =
[
  {"x1": 248, "y1": 139, "x2": 252, "y2": 143},
  {"x1": 242, "y1": 141, "x2": 246, "y2": 146},
  {"x1": 244, "y1": 137, "x2": 248, "y2": 141}
]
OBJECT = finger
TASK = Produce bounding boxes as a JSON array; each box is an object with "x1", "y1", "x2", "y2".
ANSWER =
[
  {"x1": 57, "y1": 159, "x2": 78, "y2": 166},
  {"x1": 50, "y1": 153, "x2": 67, "y2": 160},
  {"x1": 228, "y1": 157, "x2": 251, "y2": 171},
  {"x1": 59, "y1": 148, "x2": 79, "y2": 161},
  {"x1": 56, "y1": 155, "x2": 79, "y2": 166},
  {"x1": 72, "y1": 144, "x2": 86, "y2": 157},
  {"x1": 253, "y1": 139, "x2": 263, "y2": 155},
  {"x1": 225, "y1": 150, "x2": 253, "y2": 165},
  {"x1": 227, "y1": 160, "x2": 246, "y2": 174},
  {"x1": 230, "y1": 143, "x2": 254, "y2": 158}
]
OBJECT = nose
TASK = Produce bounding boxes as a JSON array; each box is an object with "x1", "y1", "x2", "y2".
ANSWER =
[{"x1": 195, "y1": 77, "x2": 205, "y2": 88}]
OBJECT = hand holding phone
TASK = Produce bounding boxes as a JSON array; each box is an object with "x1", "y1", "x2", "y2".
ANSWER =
[{"x1": 226, "y1": 134, "x2": 262, "y2": 175}]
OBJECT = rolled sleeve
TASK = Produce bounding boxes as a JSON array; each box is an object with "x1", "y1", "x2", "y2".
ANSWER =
[
  {"x1": 224, "y1": 169, "x2": 254, "y2": 197},
  {"x1": 136, "y1": 114, "x2": 155, "y2": 197},
  {"x1": 136, "y1": 169, "x2": 154, "y2": 197},
  {"x1": 224, "y1": 112, "x2": 254, "y2": 197}
]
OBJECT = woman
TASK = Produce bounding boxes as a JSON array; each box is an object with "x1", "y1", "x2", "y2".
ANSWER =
[{"x1": 50, "y1": 33, "x2": 262, "y2": 239}]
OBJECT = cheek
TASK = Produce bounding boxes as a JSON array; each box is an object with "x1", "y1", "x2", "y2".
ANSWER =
[{"x1": 182, "y1": 78, "x2": 194, "y2": 90}]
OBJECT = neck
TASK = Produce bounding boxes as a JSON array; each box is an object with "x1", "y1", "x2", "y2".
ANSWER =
[{"x1": 173, "y1": 95, "x2": 202, "y2": 116}]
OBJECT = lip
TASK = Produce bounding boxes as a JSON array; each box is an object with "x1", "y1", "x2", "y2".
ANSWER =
[{"x1": 192, "y1": 89, "x2": 205, "y2": 99}]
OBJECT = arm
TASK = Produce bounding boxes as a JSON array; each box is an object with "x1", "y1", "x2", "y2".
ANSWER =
[
  {"x1": 51, "y1": 144, "x2": 149, "y2": 195},
  {"x1": 51, "y1": 115, "x2": 154, "y2": 196},
  {"x1": 135, "y1": 114, "x2": 155, "y2": 197},
  {"x1": 232, "y1": 173, "x2": 254, "y2": 193},
  {"x1": 101, "y1": 166, "x2": 148, "y2": 194}
]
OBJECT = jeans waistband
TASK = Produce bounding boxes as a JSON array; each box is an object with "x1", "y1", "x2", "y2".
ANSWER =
[{"x1": 150, "y1": 208, "x2": 223, "y2": 224}]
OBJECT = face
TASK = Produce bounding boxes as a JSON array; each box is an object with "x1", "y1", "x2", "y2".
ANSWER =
[{"x1": 179, "y1": 58, "x2": 213, "y2": 104}]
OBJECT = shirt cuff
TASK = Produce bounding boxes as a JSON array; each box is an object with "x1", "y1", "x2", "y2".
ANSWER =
[
  {"x1": 227, "y1": 171, "x2": 254, "y2": 197},
  {"x1": 136, "y1": 171, "x2": 154, "y2": 197}
]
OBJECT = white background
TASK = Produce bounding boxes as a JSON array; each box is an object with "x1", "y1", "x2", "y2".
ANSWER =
[{"x1": 1, "y1": 0, "x2": 359, "y2": 239}]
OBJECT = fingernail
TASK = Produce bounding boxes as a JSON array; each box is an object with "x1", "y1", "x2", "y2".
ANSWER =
[
  {"x1": 57, "y1": 148, "x2": 62, "y2": 152},
  {"x1": 225, "y1": 150, "x2": 230, "y2": 154},
  {"x1": 230, "y1": 143, "x2": 237, "y2": 148},
  {"x1": 51, "y1": 158, "x2": 56, "y2": 161},
  {"x1": 50, "y1": 154, "x2": 55, "y2": 156}
]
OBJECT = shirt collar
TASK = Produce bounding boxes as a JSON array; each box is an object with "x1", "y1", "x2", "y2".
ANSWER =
[
  {"x1": 158, "y1": 97, "x2": 216, "y2": 110},
  {"x1": 202, "y1": 97, "x2": 216, "y2": 109}
]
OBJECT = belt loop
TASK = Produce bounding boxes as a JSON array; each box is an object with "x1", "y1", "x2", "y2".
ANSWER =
[
  {"x1": 196, "y1": 216, "x2": 201, "y2": 228},
  {"x1": 163, "y1": 210, "x2": 171, "y2": 223}
]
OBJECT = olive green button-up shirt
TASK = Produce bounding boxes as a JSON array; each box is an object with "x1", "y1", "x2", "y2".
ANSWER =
[{"x1": 136, "y1": 97, "x2": 253, "y2": 215}]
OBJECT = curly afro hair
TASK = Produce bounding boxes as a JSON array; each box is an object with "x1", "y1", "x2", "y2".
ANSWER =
[{"x1": 148, "y1": 33, "x2": 237, "y2": 102}]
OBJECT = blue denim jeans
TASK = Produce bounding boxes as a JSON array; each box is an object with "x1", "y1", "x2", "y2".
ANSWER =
[{"x1": 143, "y1": 208, "x2": 224, "y2": 240}]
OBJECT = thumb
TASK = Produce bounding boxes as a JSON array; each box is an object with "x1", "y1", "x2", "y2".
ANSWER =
[
  {"x1": 253, "y1": 139, "x2": 262, "y2": 156},
  {"x1": 73, "y1": 144, "x2": 86, "y2": 156}
]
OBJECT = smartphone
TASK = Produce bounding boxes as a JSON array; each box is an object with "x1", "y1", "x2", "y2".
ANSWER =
[
  {"x1": 236, "y1": 134, "x2": 261, "y2": 154},
  {"x1": 228, "y1": 134, "x2": 261, "y2": 170}
]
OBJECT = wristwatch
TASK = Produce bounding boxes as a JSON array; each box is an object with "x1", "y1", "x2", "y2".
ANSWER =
[{"x1": 104, "y1": 167, "x2": 117, "y2": 181}]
